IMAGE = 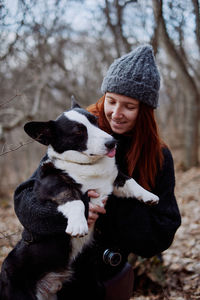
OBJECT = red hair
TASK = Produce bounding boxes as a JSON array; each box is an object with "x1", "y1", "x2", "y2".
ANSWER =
[{"x1": 87, "y1": 95, "x2": 165, "y2": 190}]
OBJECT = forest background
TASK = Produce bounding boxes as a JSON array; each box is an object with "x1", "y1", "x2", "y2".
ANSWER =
[{"x1": 0, "y1": 0, "x2": 200, "y2": 299}]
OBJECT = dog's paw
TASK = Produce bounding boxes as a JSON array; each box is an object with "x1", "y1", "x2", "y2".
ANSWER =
[
  {"x1": 66, "y1": 218, "x2": 88, "y2": 237},
  {"x1": 140, "y1": 192, "x2": 159, "y2": 205}
]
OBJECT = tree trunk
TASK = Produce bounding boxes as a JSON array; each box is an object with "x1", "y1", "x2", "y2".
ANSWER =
[{"x1": 152, "y1": 0, "x2": 199, "y2": 168}]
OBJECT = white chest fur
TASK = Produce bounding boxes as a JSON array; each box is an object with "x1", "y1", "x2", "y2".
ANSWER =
[
  {"x1": 54, "y1": 155, "x2": 118, "y2": 260},
  {"x1": 54, "y1": 156, "x2": 118, "y2": 206}
]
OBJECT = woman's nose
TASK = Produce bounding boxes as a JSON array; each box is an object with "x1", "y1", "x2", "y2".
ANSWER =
[{"x1": 112, "y1": 105, "x2": 122, "y2": 118}]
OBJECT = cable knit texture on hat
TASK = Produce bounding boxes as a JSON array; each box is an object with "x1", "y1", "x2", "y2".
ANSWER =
[{"x1": 101, "y1": 45, "x2": 160, "y2": 108}]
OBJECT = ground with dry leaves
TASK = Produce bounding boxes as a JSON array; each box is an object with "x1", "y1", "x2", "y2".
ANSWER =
[
  {"x1": 131, "y1": 162, "x2": 200, "y2": 300},
  {"x1": 0, "y1": 149, "x2": 200, "y2": 299}
]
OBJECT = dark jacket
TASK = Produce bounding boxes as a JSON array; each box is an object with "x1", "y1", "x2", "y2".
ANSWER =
[{"x1": 14, "y1": 141, "x2": 181, "y2": 299}]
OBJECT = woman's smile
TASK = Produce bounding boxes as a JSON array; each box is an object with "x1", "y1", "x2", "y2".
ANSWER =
[
  {"x1": 104, "y1": 93, "x2": 140, "y2": 134},
  {"x1": 110, "y1": 119, "x2": 126, "y2": 128}
]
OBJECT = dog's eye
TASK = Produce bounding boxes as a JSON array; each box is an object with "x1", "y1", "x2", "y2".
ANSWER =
[
  {"x1": 71, "y1": 124, "x2": 85, "y2": 136},
  {"x1": 72, "y1": 127, "x2": 83, "y2": 135}
]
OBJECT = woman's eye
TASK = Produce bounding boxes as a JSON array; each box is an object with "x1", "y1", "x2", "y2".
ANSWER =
[
  {"x1": 108, "y1": 99, "x2": 115, "y2": 105},
  {"x1": 127, "y1": 105, "x2": 136, "y2": 110}
]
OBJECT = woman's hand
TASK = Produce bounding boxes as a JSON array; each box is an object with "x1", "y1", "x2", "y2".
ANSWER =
[{"x1": 87, "y1": 190, "x2": 107, "y2": 227}]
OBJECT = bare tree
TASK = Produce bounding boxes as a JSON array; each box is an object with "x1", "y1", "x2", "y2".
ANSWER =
[
  {"x1": 1, "y1": 0, "x2": 200, "y2": 197},
  {"x1": 152, "y1": 0, "x2": 200, "y2": 169},
  {"x1": 103, "y1": 0, "x2": 136, "y2": 56},
  {"x1": 0, "y1": 0, "x2": 118, "y2": 195}
]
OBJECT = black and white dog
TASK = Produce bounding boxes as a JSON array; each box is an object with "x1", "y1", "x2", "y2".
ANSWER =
[{"x1": 0, "y1": 97, "x2": 159, "y2": 300}]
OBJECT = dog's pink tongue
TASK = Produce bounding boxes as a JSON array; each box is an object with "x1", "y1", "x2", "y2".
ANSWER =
[{"x1": 107, "y1": 148, "x2": 116, "y2": 158}]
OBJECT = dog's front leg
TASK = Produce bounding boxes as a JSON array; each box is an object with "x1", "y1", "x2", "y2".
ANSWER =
[
  {"x1": 58, "y1": 200, "x2": 88, "y2": 236},
  {"x1": 113, "y1": 172, "x2": 159, "y2": 205}
]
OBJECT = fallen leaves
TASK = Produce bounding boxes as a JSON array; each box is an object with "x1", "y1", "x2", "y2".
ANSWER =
[
  {"x1": 0, "y1": 202, "x2": 22, "y2": 266},
  {"x1": 130, "y1": 162, "x2": 200, "y2": 299},
  {"x1": 161, "y1": 165, "x2": 200, "y2": 298}
]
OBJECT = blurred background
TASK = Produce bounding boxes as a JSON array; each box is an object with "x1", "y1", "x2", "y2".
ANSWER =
[{"x1": 0, "y1": 0, "x2": 200, "y2": 299}]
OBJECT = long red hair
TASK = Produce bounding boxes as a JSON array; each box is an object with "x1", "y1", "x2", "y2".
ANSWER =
[{"x1": 87, "y1": 95, "x2": 165, "y2": 190}]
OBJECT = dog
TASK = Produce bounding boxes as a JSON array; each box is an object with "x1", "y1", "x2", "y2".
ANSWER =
[{"x1": 0, "y1": 97, "x2": 159, "y2": 300}]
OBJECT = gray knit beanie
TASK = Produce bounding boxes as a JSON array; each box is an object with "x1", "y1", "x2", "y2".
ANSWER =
[{"x1": 101, "y1": 45, "x2": 160, "y2": 108}]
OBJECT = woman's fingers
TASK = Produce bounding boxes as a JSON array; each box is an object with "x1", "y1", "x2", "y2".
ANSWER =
[
  {"x1": 88, "y1": 190, "x2": 99, "y2": 198},
  {"x1": 87, "y1": 190, "x2": 108, "y2": 206},
  {"x1": 87, "y1": 190, "x2": 108, "y2": 227},
  {"x1": 89, "y1": 202, "x2": 106, "y2": 213},
  {"x1": 88, "y1": 202, "x2": 106, "y2": 227}
]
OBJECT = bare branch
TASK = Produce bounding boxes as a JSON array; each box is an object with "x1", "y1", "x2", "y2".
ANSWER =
[
  {"x1": 0, "y1": 230, "x2": 22, "y2": 248},
  {"x1": 0, "y1": 140, "x2": 33, "y2": 157},
  {"x1": 0, "y1": 94, "x2": 21, "y2": 109},
  {"x1": 103, "y1": 0, "x2": 131, "y2": 56},
  {"x1": 0, "y1": 108, "x2": 24, "y2": 129},
  {"x1": 0, "y1": 33, "x2": 20, "y2": 61},
  {"x1": 124, "y1": 0, "x2": 137, "y2": 6},
  {"x1": 0, "y1": 230, "x2": 21, "y2": 240},
  {"x1": 29, "y1": 72, "x2": 49, "y2": 117},
  {"x1": 191, "y1": 0, "x2": 200, "y2": 52}
]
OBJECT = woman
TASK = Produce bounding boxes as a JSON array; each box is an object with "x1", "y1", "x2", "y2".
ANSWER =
[{"x1": 14, "y1": 45, "x2": 181, "y2": 299}]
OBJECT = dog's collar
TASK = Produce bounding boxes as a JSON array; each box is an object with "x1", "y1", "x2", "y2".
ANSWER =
[
  {"x1": 47, "y1": 147, "x2": 101, "y2": 165},
  {"x1": 46, "y1": 155, "x2": 97, "y2": 166}
]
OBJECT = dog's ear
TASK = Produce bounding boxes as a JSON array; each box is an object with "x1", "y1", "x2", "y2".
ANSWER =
[
  {"x1": 71, "y1": 95, "x2": 81, "y2": 109},
  {"x1": 24, "y1": 121, "x2": 54, "y2": 146}
]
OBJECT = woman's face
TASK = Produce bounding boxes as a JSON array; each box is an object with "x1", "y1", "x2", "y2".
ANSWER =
[{"x1": 104, "y1": 92, "x2": 140, "y2": 134}]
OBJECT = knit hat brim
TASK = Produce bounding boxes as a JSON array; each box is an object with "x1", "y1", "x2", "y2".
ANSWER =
[{"x1": 101, "y1": 76, "x2": 159, "y2": 109}]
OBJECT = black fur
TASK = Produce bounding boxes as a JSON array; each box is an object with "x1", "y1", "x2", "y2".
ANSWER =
[
  {"x1": 0, "y1": 98, "x2": 158, "y2": 300},
  {"x1": 24, "y1": 115, "x2": 89, "y2": 153},
  {"x1": 0, "y1": 101, "x2": 114, "y2": 300},
  {"x1": 0, "y1": 235, "x2": 71, "y2": 300},
  {"x1": 36, "y1": 162, "x2": 83, "y2": 205}
]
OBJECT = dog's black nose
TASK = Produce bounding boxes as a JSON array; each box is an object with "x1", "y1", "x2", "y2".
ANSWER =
[{"x1": 105, "y1": 139, "x2": 116, "y2": 150}]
